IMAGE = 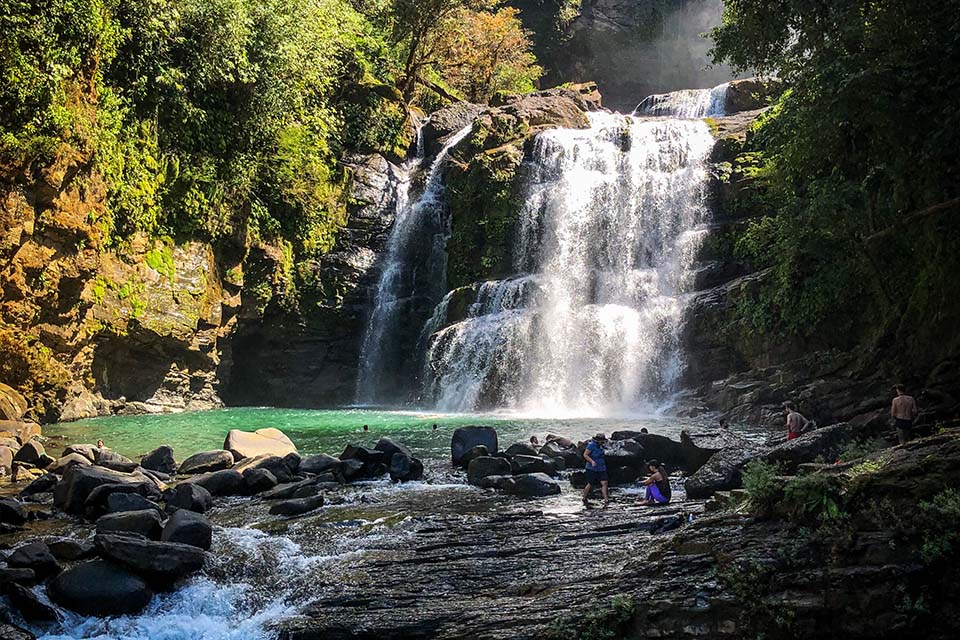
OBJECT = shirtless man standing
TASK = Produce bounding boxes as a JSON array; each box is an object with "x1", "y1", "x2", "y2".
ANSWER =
[
  {"x1": 891, "y1": 384, "x2": 919, "y2": 444},
  {"x1": 784, "y1": 401, "x2": 808, "y2": 440}
]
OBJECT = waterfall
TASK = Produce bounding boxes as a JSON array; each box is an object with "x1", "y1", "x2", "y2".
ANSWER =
[
  {"x1": 422, "y1": 93, "x2": 719, "y2": 416},
  {"x1": 633, "y1": 82, "x2": 728, "y2": 117},
  {"x1": 355, "y1": 125, "x2": 473, "y2": 404}
]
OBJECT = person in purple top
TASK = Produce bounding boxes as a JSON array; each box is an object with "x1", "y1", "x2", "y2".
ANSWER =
[{"x1": 582, "y1": 433, "x2": 609, "y2": 508}]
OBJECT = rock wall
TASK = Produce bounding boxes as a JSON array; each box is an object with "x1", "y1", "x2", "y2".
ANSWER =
[{"x1": 0, "y1": 147, "x2": 235, "y2": 423}]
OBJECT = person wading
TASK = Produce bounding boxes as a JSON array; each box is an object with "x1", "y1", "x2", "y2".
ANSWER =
[
  {"x1": 784, "y1": 401, "x2": 809, "y2": 440},
  {"x1": 582, "y1": 433, "x2": 609, "y2": 509},
  {"x1": 891, "y1": 384, "x2": 919, "y2": 444}
]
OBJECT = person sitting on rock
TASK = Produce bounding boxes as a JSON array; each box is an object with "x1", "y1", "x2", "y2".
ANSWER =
[
  {"x1": 639, "y1": 460, "x2": 671, "y2": 506},
  {"x1": 784, "y1": 402, "x2": 809, "y2": 440},
  {"x1": 891, "y1": 384, "x2": 919, "y2": 445},
  {"x1": 530, "y1": 435, "x2": 540, "y2": 446},
  {"x1": 582, "y1": 433, "x2": 609, "y2": 509}
]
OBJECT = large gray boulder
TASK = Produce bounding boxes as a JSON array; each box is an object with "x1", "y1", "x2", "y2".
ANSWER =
[
  {"x1": 13, "y1": 440, "x2": 44, "y2": 465},
  {"x1": 164, "y1": 482, "x2": 213, "y2": 513},
  {"x1": 0, "y1": 497, "x2": 27, "y2": 526},
  {"x1": 243, "y1": 467, "x2": 278, "y2": 493},
  {"x1": 106, "y1": 492, "x2": 163, "y2": 515},
  {"x1": 6, "y1": 581, "x2": 59, "y2": 622},
  {"x1": 84, "y1": 480, "x2": 162, "y2": 518},
  {"x1": 685, "y1": 446, "x2": 765, "y2": 499},
  {"x1": 452, "y1": 427, "x2": 499, "y2": 467},
  {"x1": 766, "y1": 422, "x2": 861, "y2": 473},
  {"x1": 299, "y1": 453, "x2": 340, "y2": 475},
  {"x1": 422, "y1": 102, "x2": 484, "y2": 156},
  {"x1": 467, "y1": 456, "x2": 512, "y2": 486},
  {"x1": 53, "y1": 464, "x2": 143, "y2": 515},
  {"x1": 48, "y1": 560, "x2": 153, "y2": 615},
  {"x1": 95, "y1": 509, "x2": 164, "y2": 540},
  {"x1": 94, "y1": 534, "x2": 205, "y2": 584},
  {"x1": 233, "y1": 454, "x2": 294, "y2": 483},
  {"x1": 389, "y1": 451, "x2": 424, "y2": 483},
  {"x1": 93, "y1": 449, "x2": 138, "y2": 472},
  {"x1": 506, "y1": 473, "x2": 561, "y2": 497},
  {"x1": 161, "y1": 509, "x2": 212, "y2": 550},
  {"x1": 268, "y1": 494, "x2": 325, "y2": 517},
  {"x1": 509, "y1": 455, "x2": 554, "y2": 476},
  {"x1": 7, "y1": 542, "x2": 60, "y2": 579},
  {"x1": 505, "y1": 442, "x2": 538, "y2": 457},
  {"x1": 178, "y1": 450, "x2": 234, "y2": 475},
  {"x1": 140, "y1": 445, "x2": 177, "y2": 475},
  {"x1": 184, "y1": 469, "x2": 244, "y2": 496}
]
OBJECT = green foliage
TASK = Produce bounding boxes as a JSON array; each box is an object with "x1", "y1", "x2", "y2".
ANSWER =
[
  {"x1": 546, "y1": 595, "x2": 635, "y2": 640},
  {"x1": 741, "y1": 459, "x2": 781, "y2": 513},
  {"x1": 781, "y1": 473, "x2": 843, "y2": 525},
  {"x1": 711, "y1": 1, "x2": 960, "y2": 347},
  {"x1": 838, "y1": 438, "x2": 887, "y2": 463},
  {"x1": 145, "y1": 242, "x2": 176, "y2": 280},
  {"x1": 718, "y1": 560, "x2": 797, "y2": 634},
  {"x1": 917, "y1": 489, "x2": 960, "y2": 563}
]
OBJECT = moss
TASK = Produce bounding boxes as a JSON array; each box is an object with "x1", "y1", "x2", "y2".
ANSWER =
[
  {"x1": 145, "y1": 240, "x2": 176, "y2": 281},
  {"x1": 445, "y1": 142, "x2": 524, "y2": 289}
]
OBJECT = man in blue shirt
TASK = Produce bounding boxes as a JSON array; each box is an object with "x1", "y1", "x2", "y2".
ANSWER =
[{"x1": 582, "y1": 433, "x2": 609, "y2": 508}]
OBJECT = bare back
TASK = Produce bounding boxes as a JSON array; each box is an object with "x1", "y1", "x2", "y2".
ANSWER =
[{"x1": 891, "y1": 394, "x2": 918, "y2": 420}]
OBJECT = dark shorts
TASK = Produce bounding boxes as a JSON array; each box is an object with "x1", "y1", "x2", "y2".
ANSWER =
[
  {"x1": 895, "y1": 418, "x2": 914, "y2": 430},
  {"x1": 585, "y1": 469, "x2": 607, "y2": 484}
]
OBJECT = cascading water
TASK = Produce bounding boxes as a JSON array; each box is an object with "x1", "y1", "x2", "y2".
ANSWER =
[
  {"x1": 422, "y1": 87, "x2": 722, "y2": 416},
  {"x1": 355, "y1": 125, "x2": 473, "y2": 404},
  {"x1": 633, "y1": 82, "x2": 729, "y2": 117}
]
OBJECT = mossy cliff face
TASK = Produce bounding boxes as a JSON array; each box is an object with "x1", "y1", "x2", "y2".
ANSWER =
[
  {"x1": 0, "y1": 146, "x2": 240, "y2": 422},
  {"x1": 443, "y1": 85, "x2": 597, "y2": 290}
]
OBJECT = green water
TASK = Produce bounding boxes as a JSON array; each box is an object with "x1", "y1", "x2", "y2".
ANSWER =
[{"x1": 44, "y1": 407, "x2": 705, "y2": 461}]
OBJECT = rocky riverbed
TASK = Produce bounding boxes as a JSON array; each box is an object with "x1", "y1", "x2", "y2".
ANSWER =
[{"x1": 1, "y1": 411, "x2": 958, "y2": 639}]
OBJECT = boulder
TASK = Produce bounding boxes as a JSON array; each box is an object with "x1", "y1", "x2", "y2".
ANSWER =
[
  {"x1": 18, "y1": 472, "x2": 58, "y2": 500},
  {"x1": 53, "y1": 464, "x2": 143, "y2": 514},
  {"x1": 48, "y1": 560, "x2": 153, "y2": 615},
  {"x1": 509, "y1": 455, "x2": 553, "y2": 476},
  {"x1": 389, "y1": 451, "x2": 424, "y2": 483},
  {"x1": 62, "y1": 444, "x2": 98, "y2": 462},
  {"x1": 7, "y1": 543, "x2": 60, "y2": 579},
  {"x1": 452, "y1": 427, "x2": 498, "y2": 467},
  {"x1": 467, "y1": 456, "x2": 512, "y2": 486},
  {"x1": 340, "y1": 445, "x2": 387, "y2": 466},
  {"x1": 0, "y1": 497, "x2": 27, "y2": 526},
  {"x1": 93, "y1": 449, "x2": 138, "y2": 472},
  {"x1": 460, "y1": 445, "x2": 490, "y2": 469},
  {"x1": 258, "y1": 477, "x2": 322, "y2": 500},
  {"x1": 46, "y1": 453, "x2": 91, "y2": 474},
  {"x1": 680, "y1": 428, "x2": 755, "y2": 473},
  {"x1": 36, "y1": 453, "x2": 55, "y2": 469},
  {"x1": 95, "y1": 509, "x2": 164, "y2": 540},
  {"x1": 505, "y1": 473, "x2": 561, "y2": 497},
  {"x1": 477, "y1": 475, "x2": 516, "y2": 491},
  {"x1": 13, "y1": 440, "x2": 44, "y2": 466},
  {"x1": 268, "y1": 494, "x2": 325, "y2": 517},
  {"x1": 339, "y1": 458, "x2": 366, "y2": 481},
  {"x1": 603, "y1": 440, "x2": 647, "y2": 484},
  {"x1": 140, "y1": 445, "x2": 177, "y2": 475},
  {"x1": 6, "y1": 582, "x2": 59, "y2": 622},
  {"x1": 0, "y1": 622, "x2": 34, "y2": 640},
  {"x1": 94, "y1": 534, "x2": 205, "y2": 584},
  {"x1": 47, "y1": 539, "x2": 95, "y2": 562},
  {"x1": 161, "y1": 509, "x2": 212, "y2": 550},
  {"x1": 178, "y1": 450, "x2": 234, "y2": 475},
  {"x1": 299, "y1": 453, "x2": 341, "y2": 475},
  {"x1": 184, "y1": 469, "x2": 244, "y2": 496},
  {"x1": 0, "y1": 567, "x2": 36, "y2": 585},
  {"x1": 234, "y1": 454, "x2": 293, "y2": 483},
  {"x1": 766, "y1": 422, "x2": 861, "y2": 473},
  {"x1": 685, "y1": 446, "x2": 765, "y2": 499},
  {"x1": 106, "y1": 492, "x2": 163, "y2": 515},
  {"x1": 84, "y1": 480, "x2": 162, "y2": 518},
  {"x1": 374, "y1": 437, "x2": 414, "y2": 460},
  {"x1": 164, "y1": 482, "x2": 213, "y2": 514},
  {"x1": 224, "y1": 428, "x2": 297, "y2": 461},
  {"x1": 243, "y1": 467, "x2": 278, "y2": 493},
  {"x1": 505, "y1": 442, "x2": 539, "y2": 457},
  {"x1": 282, "y1": 451, "x2": 302, "y2": 475},
  {"x1": 634, "y1": 433, "x2": 684, "y2": 466},
  {"x1": 0, "y1": 444, "x2": 14, "y2": 475}
]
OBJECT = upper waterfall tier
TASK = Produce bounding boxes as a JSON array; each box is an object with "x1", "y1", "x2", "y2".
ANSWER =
[
  {"x1": 633, "y1": 83, "x2": 729, "y2": 118},
  {"x1": 422, "y1": 111, "x2": 716, "y2": 416}
]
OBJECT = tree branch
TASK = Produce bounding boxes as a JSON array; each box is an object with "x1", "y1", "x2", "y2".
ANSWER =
[{"x1": 863, "y1": 197, "x2": 960, "y2": 246}]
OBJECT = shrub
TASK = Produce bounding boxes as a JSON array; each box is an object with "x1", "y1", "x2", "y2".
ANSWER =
[
  {"x1": 781, "y1": 473, "x2": 843, "y2": 525},
  {"x1": 838, "y1": 438, "x2": 887, "y2": 463},
  {"x1": 917, "y1": 489, "x2": 960, "y2": 563},
  {"x1": 742, "y1": 459, "x2": 781, "y2": 513}
]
